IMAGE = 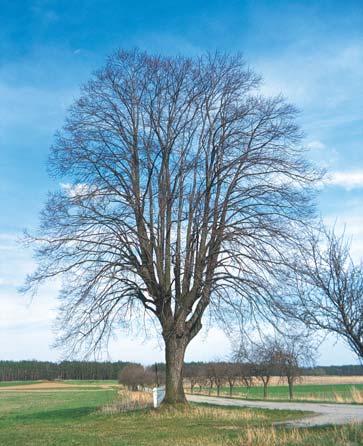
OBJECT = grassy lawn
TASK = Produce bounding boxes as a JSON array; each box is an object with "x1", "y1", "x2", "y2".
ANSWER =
[
  {"x1": 193, "y1": 383, "x2": 363, "y2": 403},
  {"x1": 0, "y1": 383, "x2": 362, "y2": 445},
  {"x1": 0, "y1": 381, "x2": 41, "y2": 387}
]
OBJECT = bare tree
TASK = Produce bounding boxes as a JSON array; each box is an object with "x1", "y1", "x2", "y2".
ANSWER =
[
  {"x1": 210, "y1": 361, "x2": 227, "y2": 396},
  {"x1": 225, "y1": 362, "x2": 241, "y2": 397},
  {"x1": 254, "y1": 344, "x2": 277, "y2": 400},
  {"x1": 205, "y1": 363, "x2": 216, "y2": 396},
  {"x1": 234, "y1": 338, "x2": 277, "y2": 399},
  {"x1": 272, "y1": 335, "x2": 314, "y2": 400},
  {"x1": 238, "y1": 362, "x2": 254, "y2": 389},
  {"x1": 184, "y1": 363, "x2": 203, "y2": 394},
  {"x1": 118, "y1": 364, "x2": 145, "y2": 390},
  {"x1": 197, "y1": 367, "x2": 210, "y2": 393},
  {"x1": 292, "y1": 228, "x2": 363, "y2": 362},
  {"x1": 145, "y1": 364, "x2": 165, "y2": 387},
  {"x1": 24, "y1": 49, "x2": 319, "y2": 404}
]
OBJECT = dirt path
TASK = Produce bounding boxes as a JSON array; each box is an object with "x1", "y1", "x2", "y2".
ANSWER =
[{"x1": 188, "y1": 394, "x2": 363, "y2": 426}]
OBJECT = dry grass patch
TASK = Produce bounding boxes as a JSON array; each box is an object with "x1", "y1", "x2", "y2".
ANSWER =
[
  {"x1": 150, "y1": 404, "x2": 268, "y2": 422},
  {"x1": 0, "y1": 381, "x2": 80, "y2": 391},
  {"x1": 162, "y1": 423, "x2": 363, "y2": 446},
  {"x1": 234, "y1": 423, "x2": 363, "y2": 446},
  {"x1": 99, "y1": 388, "x2": 153, "y2": 413},
  {"x1": 269, "y1": 376, "x2": 363, "y2": 386},
  {"x1": 332, "y1": 386, "x2": 363, "y2": 404}
]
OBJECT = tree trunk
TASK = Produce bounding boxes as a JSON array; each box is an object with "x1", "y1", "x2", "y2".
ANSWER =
[
  {"x1": 263, "y1": 382, "x2": 268, "y2": 399},
  {"x1": 163, "y1": 335, "x2": 188, "y2": 404},
  {"x1": 288, "y1": 378, "x2": 294, "y2": 400}
]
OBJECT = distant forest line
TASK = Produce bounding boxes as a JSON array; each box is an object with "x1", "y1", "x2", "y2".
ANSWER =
[{"x1": 0, "y1": 361, "x2": 362, "y2": 381}]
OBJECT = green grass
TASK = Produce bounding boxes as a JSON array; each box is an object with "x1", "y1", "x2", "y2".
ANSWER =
[
  {"x1": 194, "y1": 383, "x2": 363, "y2": 403},
  {"x1": 0, "y1": 380, "x2": 119, "y2": 391},
  {"x1": 0, "y1": 383, "x2": 362, "y2": 445},
  {"x1": 0, "y1": 380, "x2": 41, "y2": 387}
]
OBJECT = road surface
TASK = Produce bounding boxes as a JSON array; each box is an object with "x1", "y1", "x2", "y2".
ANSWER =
[{"x1": 188, "y1": 394, "x2": 363, "y2": 426}]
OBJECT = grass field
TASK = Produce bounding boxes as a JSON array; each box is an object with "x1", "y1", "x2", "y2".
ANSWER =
[
  {"x1": 193, "y1": 383, "x2": 363, "y2": 403},
  {"x1": 0, "y1": 380, "x2": 41, "y2": 387},
  {"x1": 0, "y1": 381, "x2": 362, "y2": 445}
]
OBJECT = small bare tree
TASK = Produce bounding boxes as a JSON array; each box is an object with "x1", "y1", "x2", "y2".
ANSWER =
[
  {"x1": 272, "y1": 335, "x2": 314, "y2": 400},
  {"x1": 118, "y1": 364, "x2": 145, "y2": 391},
  {"x1": 24, "y1": 49, "x2": 319, "y2": 404},
  {"x1": 225, "y1": 362, "x2": 241, "y2": 397},
  {"x1": 145, "y1": 364, "x2": 165, "y2": 387},
  {"x1": 184, "y1": 363, "x2": 203, "y2": 394},
  {"x1": 293, "y1": 228, "x2": 363, "y2": 362},
  {"x1": 211, "y1": 361, "x2": 227, "y2": 396},
  {"x1": 234, "y1": 338, "x2": 277, "y2": 399},
  {"x1": 238, "y1": 362, "x2": 254, "y2": 389},
  {"x1": 205, "y1": 363, "x2": 216, "y2": 396}
]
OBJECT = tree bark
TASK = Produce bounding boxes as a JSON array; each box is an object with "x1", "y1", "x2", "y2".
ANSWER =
[
  {"x1": 288, "y1": 378, "x2": 294, "y2": 400},
  {"x1": 163, "y1": 335, "x2": 188, "y2": 404}
]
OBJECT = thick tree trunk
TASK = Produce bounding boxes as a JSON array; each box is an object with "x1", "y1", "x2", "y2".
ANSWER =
[{"x1": 163, "y1": 335, "x2": 188, "y2": 404}]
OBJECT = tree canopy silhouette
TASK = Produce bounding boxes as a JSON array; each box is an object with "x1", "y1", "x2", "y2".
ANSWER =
[{"x1": 25, "y1": 50, "x2": 319, "y2": 404}]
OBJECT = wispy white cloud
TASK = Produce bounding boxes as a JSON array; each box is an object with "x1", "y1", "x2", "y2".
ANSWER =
[
  {"x1": 307, "y1": 140, "x2": 325, "y2": 150},
  {"x1": 0, "y1": 233, "x2": 34, "y2": 286},
  {"x1": 258, "y1": 42, "x2": 363, "y2": 109},
  {"x1": 326, "y1": 170, "x2": 363, "y2": 190},
  {"x1": 0, "y1": 231, "x2": 60, "y2": 359},
  {"x1": 0, "y1": 82, "x2": 75, "y2": 136}
]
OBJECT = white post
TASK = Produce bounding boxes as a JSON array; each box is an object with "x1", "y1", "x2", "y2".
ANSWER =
[{"x1": 153, "y1": 387, "x2": 165, "y2": 408}]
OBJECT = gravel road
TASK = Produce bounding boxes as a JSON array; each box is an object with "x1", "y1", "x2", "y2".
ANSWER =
[{"x1": 188, "y1": 394, "x2": 363, "y2": 426}]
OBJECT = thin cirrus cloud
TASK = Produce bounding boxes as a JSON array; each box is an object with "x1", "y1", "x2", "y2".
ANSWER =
[
  {"x1": 307, "y1": 140, "x2": 325, "y2": 150},
  {"x1": 326, "y1": 170, "x2": 363, "y2": 190}
]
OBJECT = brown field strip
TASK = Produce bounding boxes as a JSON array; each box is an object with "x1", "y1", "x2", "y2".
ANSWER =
[
  {"x1": 270, "y1": 375, "x2": 363, "y2": 386},
  {"x1": 2, "y1": 376, "x2": 363, "y2": 392}
]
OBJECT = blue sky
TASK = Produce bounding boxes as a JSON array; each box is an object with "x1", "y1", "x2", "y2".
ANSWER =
[{"x1": 1, "y1": 0, "x2": 362, "y2": 364}]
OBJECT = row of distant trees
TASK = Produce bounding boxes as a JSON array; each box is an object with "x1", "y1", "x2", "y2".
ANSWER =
[
  {"x1": 118, "y1": 336, "x2": 313, "y2": 400},
  {"x1": 0, "y1": 361, "x2": 130, "y2": 381},
  {"x1": 1, "y1": 360, "x2": 363, "y2": 383}
]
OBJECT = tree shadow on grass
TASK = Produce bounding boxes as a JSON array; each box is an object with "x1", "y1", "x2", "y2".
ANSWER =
[{"x1": 13, "y1": 406, "x2": 96, "y2": 423}]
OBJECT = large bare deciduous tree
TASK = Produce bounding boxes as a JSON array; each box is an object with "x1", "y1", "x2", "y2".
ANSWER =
[{"x1": 24, "y1": 50, "x2": 319, "y2": 404}]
